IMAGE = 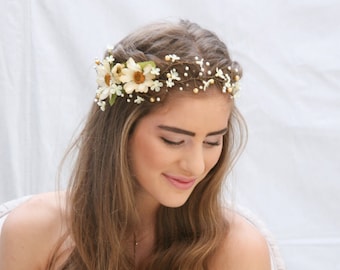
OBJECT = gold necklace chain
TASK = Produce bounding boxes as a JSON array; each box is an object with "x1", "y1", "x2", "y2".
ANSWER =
[{"x1": 133, "y1": 233, "x2": 138, "y2": 267}]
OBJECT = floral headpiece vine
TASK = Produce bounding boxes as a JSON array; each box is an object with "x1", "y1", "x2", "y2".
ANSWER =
[{"x1": 94, "y1": 47, "x2": 241, "y2": 111}]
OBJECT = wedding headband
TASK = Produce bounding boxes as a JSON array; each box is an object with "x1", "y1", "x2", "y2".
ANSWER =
[{"x1": 94, "y1": 49, "x2": 240, "y2": 111}]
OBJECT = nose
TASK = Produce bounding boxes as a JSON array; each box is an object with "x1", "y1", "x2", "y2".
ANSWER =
[{"x1": 179, "y1": 145, "x2": 205, "y2": 177}]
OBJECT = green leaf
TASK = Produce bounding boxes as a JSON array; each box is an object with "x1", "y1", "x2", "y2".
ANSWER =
[
  {"x1": 138, "y1": 61, "x2": 156, "y2": 69},
  {"x1": 109, "y1": 94, "x2": 117, "y2": 106}
]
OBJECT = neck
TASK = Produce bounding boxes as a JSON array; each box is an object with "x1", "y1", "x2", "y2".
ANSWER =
[
  {"x1": 135, "y1": 190, "x2": 159, "y2": 235},
  {"x1": 133, "y1": 191, "x2": 159, "y2": 265}
]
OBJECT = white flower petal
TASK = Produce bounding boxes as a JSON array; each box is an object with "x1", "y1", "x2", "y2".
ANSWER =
[
  {"x1": 151, "y1": 67, "x2": 160, "y2": 75},
  {"x1": 123, "y1": 82, "x2": 135, "y2": 94},
  {"x1": 166, "y1": 79, "x2": 175, "y2": 88},
  {"x1": 134, "y1": 96, "x2": 144, "y2": 104}
]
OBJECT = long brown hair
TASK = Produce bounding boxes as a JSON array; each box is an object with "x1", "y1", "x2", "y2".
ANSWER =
[{"x1": 57, "y1": 20, "x2": 247, "y2": 269}]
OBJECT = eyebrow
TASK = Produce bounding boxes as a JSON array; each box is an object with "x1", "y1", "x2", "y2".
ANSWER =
[{"x1": 157, "y1": 125, "x2": 228, "y2": 137}]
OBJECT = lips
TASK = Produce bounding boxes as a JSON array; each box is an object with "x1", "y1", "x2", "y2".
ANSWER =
[{"x1": 163, "y1": 173, "x2": 196, "y2": 190}]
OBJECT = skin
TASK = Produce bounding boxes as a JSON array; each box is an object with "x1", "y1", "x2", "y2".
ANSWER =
[
  {"x1": 0, "y1": 192, "x2": 70, "y2": 270},
  {"x1": 131, "y1": 89, "x2": 231, "y2": 264},
  {"x1": 130, "y1": 90, "x2": 230, "y2": 210},
  {"x1": 0, "y1": 88, "x2": 271, "y2": 269}
]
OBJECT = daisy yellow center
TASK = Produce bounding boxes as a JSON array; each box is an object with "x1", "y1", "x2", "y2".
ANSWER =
[
  {"x1": 134, "y1": 71, "x2": 145, "y2": 84},
  {"x1": 116, "y1": 66, "x2": 122, "y2": 75},
  {"x1": 105, "y1": 73, "x2": 111, "y2": 86}
]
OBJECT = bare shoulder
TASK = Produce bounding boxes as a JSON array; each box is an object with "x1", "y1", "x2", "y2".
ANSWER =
[
  {"x1": 209, "y1": 210, "x2": 271, "y2": 270},
  {"x1": 0, "y1": 192, "x2": 67, "y2": 270}
]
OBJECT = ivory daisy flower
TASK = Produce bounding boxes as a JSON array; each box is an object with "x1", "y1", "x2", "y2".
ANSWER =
[
  {"x1": 112, "y1": 63, "x2": 124, "y2": 83},
  {"x1": 120, "y1": 58, "x2": 156, "y2": 94},
  {"x1": 96, "y1": 59, "x2": 115, "y2": 89}
]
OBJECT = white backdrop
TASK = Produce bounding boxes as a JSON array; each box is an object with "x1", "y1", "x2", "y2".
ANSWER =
[{"x1": 1, "y1": 0, "x2": 339, "y2": 269}]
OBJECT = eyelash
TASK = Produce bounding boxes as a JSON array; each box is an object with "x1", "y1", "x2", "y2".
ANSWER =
[
  {"x1": 206, "y1": 141, "x2": 221, "y2": 146},
  {"x1": 161, "y1": 137, "x2": 184, "y2": 146},
  {"x1": 161, "y1": 137, "x2": 221, "y2": 147}
]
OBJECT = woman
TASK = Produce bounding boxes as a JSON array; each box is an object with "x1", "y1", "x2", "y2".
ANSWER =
[{"x1": 0, "y1": 20, "x2": 272, "y2": 269}]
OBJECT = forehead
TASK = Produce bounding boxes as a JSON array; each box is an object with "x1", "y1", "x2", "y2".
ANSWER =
[{"x1": 142, "y1": 89, "x2": 232, "y2": 131}]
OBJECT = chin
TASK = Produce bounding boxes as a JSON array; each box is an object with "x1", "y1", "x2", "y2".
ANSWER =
[{"x1": 160, "y1": 195, "x2": 191, "y2": 208}]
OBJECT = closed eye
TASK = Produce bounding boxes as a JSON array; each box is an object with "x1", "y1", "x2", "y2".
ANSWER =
[
  {"x1": 204, "y1": 141, "x2": 221, "y2": 147},
  {"x1": 161, "y1": 137, "x2": 184, "y2": 146}
]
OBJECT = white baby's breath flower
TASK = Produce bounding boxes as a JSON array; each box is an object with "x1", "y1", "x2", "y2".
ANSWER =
[
  {"x1": 202, "y1": 80, "x2": 211, "y2": 91},
  {"x1": 165, "y1": 54, "x2": 180, "y2": 62},
  {"x1": 196, "y1": 58, "x2": 204, "y2": 70},
  {"x1": 224, "y1": 73, "x2": 231, "y2": 84},
  {"x1": 231, "y1": 82, "x2": 240, "y2": 97},
  {"x1": 151, "y1": 67, "x2": 160, "y2": 75},
  {"x1": 169, "y1": 69, "x2": 180, "y2": 81},
  {"x1": 111, "y1": 84, "x2": 123, "y2": 96},
  {"x1": 215, "y1": 68, "x2": 226, "y2": 80},
  {"x1": 134, "y1": 96, "x2": 145, "y2": 104},
  {"x1": 151, "y1": 80, "x2": 163, "y2": 92},
  {"x1": 120, "y1": 58, "x2": 156, "y2": 94},
  {"x1": 106, "y1": 55, "x2": 115, "y2": 63},
  {"x1": 97, "y1": 100, "x2": 106, "y2": 111},
  {"x1": 166, "y1": 79, "x2": 175, "y2": 88}
]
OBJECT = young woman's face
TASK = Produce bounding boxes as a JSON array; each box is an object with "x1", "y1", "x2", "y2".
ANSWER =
[{"x1": 129, "y1": 89, "x2": 232, "y2": 208}]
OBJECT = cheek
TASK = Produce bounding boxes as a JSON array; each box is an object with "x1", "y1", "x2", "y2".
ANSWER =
[
  {"x1": 136, "y1": 142, "x2": 157, "y2": 168},
  {"x1": 205, "y1": 147, "x2": 223, "y2": 171},
  {"x1": 130, "y1": 136, "x2": 169, "y2": 176}
]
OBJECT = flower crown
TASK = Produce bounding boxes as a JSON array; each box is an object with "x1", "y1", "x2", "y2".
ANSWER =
[{"x1": 94, "y1": 49, "x2": 241, "y2": 111}]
